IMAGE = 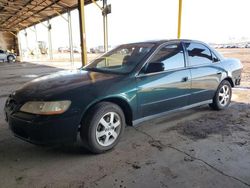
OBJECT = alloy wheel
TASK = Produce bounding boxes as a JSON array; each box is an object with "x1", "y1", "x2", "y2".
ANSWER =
[
  {"x1": 95, "y1": 112, "x2": 121, "y2": 147},
  {"x1": 218, "y1": 85, "x2": 230, "y2": 106}
]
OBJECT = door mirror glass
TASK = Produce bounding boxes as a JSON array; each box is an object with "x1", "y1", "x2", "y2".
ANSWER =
[{"x1": 145, "y1": 62, "x2": 165, "y2": 74}]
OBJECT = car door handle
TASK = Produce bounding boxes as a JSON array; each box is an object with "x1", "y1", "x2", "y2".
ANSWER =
[
  {"x1": 182, "y1": 77, "x2": 189, "y2": 82},
  {"x1": 217, "y1": 71, "x2": 222, "y2": 75}
]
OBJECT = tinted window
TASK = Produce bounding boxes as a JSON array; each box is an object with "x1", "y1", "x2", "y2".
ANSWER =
[
  {"x1": 0, "y1": 50, "x2": 4, "y2": 53},
  {"x1": 184, "y1": 42, "x2": 213, "y2": 66},
  {"x1": 148, "y1": 43, "x2": 185, "y2": 71}
]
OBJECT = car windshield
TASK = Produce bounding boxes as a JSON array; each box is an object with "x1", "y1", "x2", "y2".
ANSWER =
[{"x1": 83, "y1": 43, "x2": 155, "y2": 74}]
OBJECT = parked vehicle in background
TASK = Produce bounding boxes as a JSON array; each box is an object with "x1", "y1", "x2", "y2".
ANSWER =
[
  {"x1": 245, "y1": 43, "x2": 250, "y2": 48},
  {"x1": 90, "y1": 45, "x2": 112, "y2": 53},
  {"x1": 58, "y1": 47, "x2": 81, "y2": 53},
  {"x1": 58, "y1": 47, "x2": 69, "y2": 53},
  {"x1": 0, "y1": 49, "x2": 16, "y2": 63},
  {"x1": 73, "y1": 47, "x2": 81, "y2": 53},
  {"x1": 4, "y1": 39, "x2": 243, "y2": 154},
  {"x1": 90, "y1": 46, "x2": 104, "y2": 53}
]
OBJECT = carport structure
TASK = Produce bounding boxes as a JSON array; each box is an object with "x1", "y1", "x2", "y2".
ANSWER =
[{"x1": 0, "y1": 0, "x2": 183, "y2": 66}]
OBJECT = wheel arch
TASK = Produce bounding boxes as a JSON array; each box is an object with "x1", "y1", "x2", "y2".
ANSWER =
[
  {"x1": 222, "y1": 77, "x2": 234, "y2": 87},
  {"x1": 80, "y1": 97, "x2": 133, "y2": 127}
]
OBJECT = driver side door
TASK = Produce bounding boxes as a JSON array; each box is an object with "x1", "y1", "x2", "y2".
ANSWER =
[{"x1": 136, "y1": 42, "x2": 192, "y2": 118}]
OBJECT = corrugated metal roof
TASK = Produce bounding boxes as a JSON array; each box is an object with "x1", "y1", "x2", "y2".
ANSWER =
[{"x1": 0, "y1": 0, "x2": 93, "y2": 32}]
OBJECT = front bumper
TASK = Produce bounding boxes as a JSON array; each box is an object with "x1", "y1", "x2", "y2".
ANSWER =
[{"x1": 5, "y1": 111, "x2": 80, "y2": 145}]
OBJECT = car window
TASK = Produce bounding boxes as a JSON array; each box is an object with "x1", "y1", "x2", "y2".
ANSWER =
[
  {"x1": 147, "y1": 43, "x2": 185, "y2": 71},
  {"x1": 184, "y1": 42, "x2": 213, "y2": 66},
  {"x1": 84, "y1": 43, "x2": 155, "y2": 74},
  {"x1": 0, "y1": 50, "x2": 4, "y2": 54}
]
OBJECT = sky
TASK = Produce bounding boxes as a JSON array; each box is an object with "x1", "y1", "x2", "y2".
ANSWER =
[{"x1": 19, "y1": 0, "x2": 250, "y2": 50}]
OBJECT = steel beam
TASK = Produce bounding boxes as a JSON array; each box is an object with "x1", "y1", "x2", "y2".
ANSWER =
[
  {"x1": 17, "y1": 32, "x2": 23, "y2": 61},
  {"x1": 24, "y1": 30, "x2": 29, "y2": 52},
  {"x1": 8, "y1": 31, "x2": 17, "y2": 38},
  {"x1": 34, "y1": 25, "x2": 39, "y2": 58},
  {"x1": 78, "y1": 0, "x2": 88, "y2": 66},
  {"x1": 68, "y1": 10, "x2": 74, "y2": 64},
  {"x1": 103, "y1": 0, "x2": 108, "y2": 52},
  {"x1": 6, "y1": 0, "x2": 61, "y2": 30},
  {"x1": 177, "y1": 0, "x2": 182, "y2": 39},
  {"x1": 47, "y1": 20, "x2": 53, "y2": 60}
]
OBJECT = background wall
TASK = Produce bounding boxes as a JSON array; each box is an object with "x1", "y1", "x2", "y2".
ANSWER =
[{"x1": 0, "y1": 32, "x2": 18, "y2": 53}]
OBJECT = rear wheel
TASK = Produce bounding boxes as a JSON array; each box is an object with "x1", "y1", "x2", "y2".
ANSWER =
[
  {"x1": 80, "y1": 102, "x2": 126, "y2": 154},
  {"x1": 209, "y1": 80, "x2": 232, "y2": 110}
]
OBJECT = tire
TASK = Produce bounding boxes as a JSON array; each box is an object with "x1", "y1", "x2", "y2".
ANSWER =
[
  {"x1": 209, "y1": 80, "x2": 232, "y2": 110},
  {"x1": 7, "y1": 55, "x2": 15, "y2": 63},
  {"x1": 80, "y1": 102, "x2": 126, "y2": 154}
]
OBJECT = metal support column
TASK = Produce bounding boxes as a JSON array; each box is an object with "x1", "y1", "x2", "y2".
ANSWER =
[
  {"x1": 8, "y1": 31, "x2": 19, "y2": 55},
  {"x1": 24, "y1": 29, "x2": 29, "y2": 52},
  {"x1": 78, "y1": 0, "x2": 88, "y2": 66},
  {"x1": 68, "y1": 10, "x2": 74, "y2": 64},
  {"x1": 47, "y1": 20, "x2": 53, "y2": 60},
  {"x1": 17, "y1": 32, "x2": 23, "y2": 61},
  {"x1": 103, "y1": 0, "x2": 108, "y2": 52},
  {"x1": 34, "y1": 26, "x2": 38, "y2": 44},
  {"x1": 177, "y1": 0, "x2": 182, "y2": 39},
  {"x1": 34, "y1": 25, "x2": 39, "y2": 58}
]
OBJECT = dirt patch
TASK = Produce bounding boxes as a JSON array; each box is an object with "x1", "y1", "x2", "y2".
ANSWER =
[
  {"x1": 160, "y1": 167, "x2": 178, "y2": 179},
  {"x1": 165, "y1": 103, "x2": 250, "y2": 140},
  {"x1": 125, "y1": 161, "x2": 141, "y2": 169},
  {"x1": 148, "y1": 140, "x2": 165, "y2": 151}
]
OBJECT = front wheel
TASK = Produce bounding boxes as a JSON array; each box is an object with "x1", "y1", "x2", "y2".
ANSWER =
[
  {"x1": 209, "y1": 80, "x2": 232, "y2": 110},
  {"x1": 7, "y1": 55, "x2": 15, "y2": 63},
  {"x1": 80, "y1": 102, "x2": 126, "y2": 154}
]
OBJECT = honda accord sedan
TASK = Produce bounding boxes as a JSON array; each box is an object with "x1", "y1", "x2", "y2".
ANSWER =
[{"x1": 4, "y1": 40, "x2": 243, "y2": 153}]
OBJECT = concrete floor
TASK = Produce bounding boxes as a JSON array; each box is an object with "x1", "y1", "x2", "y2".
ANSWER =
[{"x1": 0, "y1": 61, "x2": 250, "y2": 188}]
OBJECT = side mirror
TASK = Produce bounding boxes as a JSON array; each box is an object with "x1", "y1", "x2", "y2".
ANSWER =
[{"x1": 144, "y1": 62, "x2": 165, "y2": 74}]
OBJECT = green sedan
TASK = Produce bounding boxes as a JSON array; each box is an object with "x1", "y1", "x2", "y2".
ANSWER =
[{"x1": 4, "y1": 39, "x2": 243, "y2": 153}]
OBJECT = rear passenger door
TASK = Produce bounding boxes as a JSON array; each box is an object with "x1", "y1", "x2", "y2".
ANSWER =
[{"x1": 184, "y1": 42, "x2": 222, "y2": 104}]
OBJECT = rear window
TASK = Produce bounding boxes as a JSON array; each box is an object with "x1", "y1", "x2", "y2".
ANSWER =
[{"x1": 184, "y1": 42, "x2": 213, "y2": 66}]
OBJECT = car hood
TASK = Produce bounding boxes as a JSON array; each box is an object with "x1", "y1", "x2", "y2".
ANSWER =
[{"x1": 14, "y1": 70, "x2": 121, "y2": 100}]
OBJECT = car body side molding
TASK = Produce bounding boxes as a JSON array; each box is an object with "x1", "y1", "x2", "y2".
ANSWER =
[{"x1": 133, "y1": 99, "x2": 212, "y2": 126}]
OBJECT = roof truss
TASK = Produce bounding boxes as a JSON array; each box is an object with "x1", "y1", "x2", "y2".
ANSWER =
[{"x1": 0, "y1": 0, "x2": 93, "y2": 32}]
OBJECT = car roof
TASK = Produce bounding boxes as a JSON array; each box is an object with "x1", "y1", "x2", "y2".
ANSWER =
[
  {"x1": 123, "y1": 39, "x2": 206, "y2": 46},
  {"x1": 119, "y1": 39, "x2": 224, "y2": 60}
]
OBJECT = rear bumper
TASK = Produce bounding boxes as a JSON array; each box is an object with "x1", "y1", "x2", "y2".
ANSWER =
[{"x1": 6, "y1": 111, "x2": 80, "y2": 145}]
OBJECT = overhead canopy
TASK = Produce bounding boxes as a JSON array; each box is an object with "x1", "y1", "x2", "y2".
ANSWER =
[{"x1": 0, "y1": 0, "x2": 93, "y2": 32}]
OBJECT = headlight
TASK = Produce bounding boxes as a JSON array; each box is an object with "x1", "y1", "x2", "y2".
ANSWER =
[{"x1": 20, "y1": 101, "x2": 71, "y2": 115}]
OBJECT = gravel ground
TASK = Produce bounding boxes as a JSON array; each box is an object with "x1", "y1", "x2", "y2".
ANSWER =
[{"x1": 0, "y1": 49, "x2": 250, "y2": 188}]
